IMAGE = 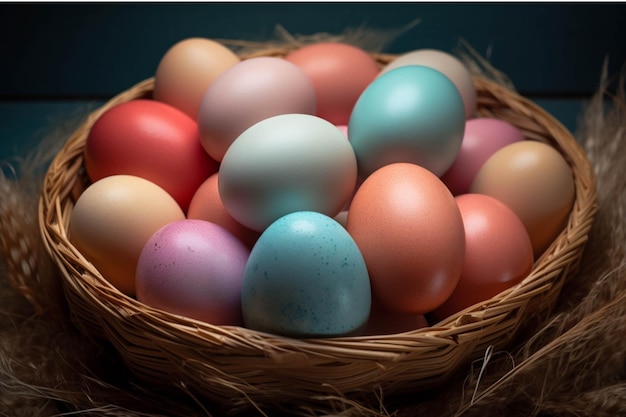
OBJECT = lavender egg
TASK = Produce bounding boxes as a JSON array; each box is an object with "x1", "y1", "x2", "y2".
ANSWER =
[{"x1": 136, "y1": 219, "x2": 250, "y2": 325}]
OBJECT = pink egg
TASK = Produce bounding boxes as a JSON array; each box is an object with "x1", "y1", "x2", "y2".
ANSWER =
[
  {"x1": 198, "y1": 57, "x2": 317, "y2": 162},
  {"x1": 136, "y1": 219, "x2": 250, "y2": 326},
  {"x1": 440, "y1": 118, "x2": 525, "y2": 195}
]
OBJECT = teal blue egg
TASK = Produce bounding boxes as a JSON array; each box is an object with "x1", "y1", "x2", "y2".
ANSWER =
[
  {"x1": 348, "y1": 65, "x2": 465, "y2": 178},
  {"x1": 241, "y1": 211, "x2": 371, "y2": 338}
]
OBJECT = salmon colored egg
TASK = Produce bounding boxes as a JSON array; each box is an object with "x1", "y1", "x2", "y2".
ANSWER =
[
  {"x1": 346, "y1": 163, "x2": 465, "y2": 314},
  {"x1": 187, "y1": 173, "x2": 260, "y2": 249},
  {"x1": 84, "y1": 99, "x2": 218, "y2": 212},
  {"x1": 285, "y1": 42, "x2": 380, "y2": 125},
  {"x1": 470, "y1": 140, "x2": 575, "y2": 258},
  {"x1": 153, "y1": 38, "x2": 240, "y2": 119},
  {"x1": 432, "y1": 194, "x2": 534, "y2": 321},
  {"x1": 69, "y1": 175, "x2": 186, "y2": 295}
]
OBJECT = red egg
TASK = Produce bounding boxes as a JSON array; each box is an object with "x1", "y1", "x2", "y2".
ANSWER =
[
  {"x1": 432, "y1": 194, "x2": 534, "y2": 321},
  {"x1": 285, "y1": 42, "x2": 380, "y2": 125},
  {"x1": 84, "y1": 99, "x2": 218, "y2": 212},
  {"x1": 187, "y1": 173, "x2": 260, "y2": 249},
  {"x1": 346, "y1": 163, "x2": 465, "y2": 314}
]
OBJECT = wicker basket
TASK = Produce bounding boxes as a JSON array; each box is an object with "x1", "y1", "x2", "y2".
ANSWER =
[{"x1": 37, "y1": 48, "x2": 597, "y2": 412}]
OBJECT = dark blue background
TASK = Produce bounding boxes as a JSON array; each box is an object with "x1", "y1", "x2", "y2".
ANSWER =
[{"x1": 1, "y1": 3, "x2": 624, "y2": 160}]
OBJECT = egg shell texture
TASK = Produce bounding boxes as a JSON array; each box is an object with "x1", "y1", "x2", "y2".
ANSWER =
[
  {"x1": 346, "y1": 163, "x2": 465, "y2": 314},
  {"x1": 136, "y1": 219, "x2": 249, "y2": 326},
  {"x1": 241, "y1": 211, "x2": 371, "y2": 337}
]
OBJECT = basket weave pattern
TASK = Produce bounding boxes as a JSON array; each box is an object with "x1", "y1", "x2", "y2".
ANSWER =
[{"x1": 37, "y1": 51, "x2": 597, "y2": 409}]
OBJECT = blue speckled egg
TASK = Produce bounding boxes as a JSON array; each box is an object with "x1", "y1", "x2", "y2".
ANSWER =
[
  {"x1": 241, "y1": 211, "x2": 371, "y2": 338},
  {"x1": 348, "y1": 65, "x2": 465, "y2": 178}
]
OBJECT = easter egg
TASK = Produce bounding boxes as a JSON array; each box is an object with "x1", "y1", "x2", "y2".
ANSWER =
[
  {"x1": 380, "y1": 49, "x2": 477, "y2": 119},
  {"x1": 348, "y1": 65, "x2": 465, "y2": 178},
  {"x1": 346, "y1": 163, "x2": 465, "y2": 314},
  {"x1": 153, "y1": 38, "x2": 240, "y2": 119},
  {"x1": 285, "y1": 42, "x2": 380, "y2": 125},
  {"x1": 219, "y1": 114, "x2": 357, "y2": 232},
  {"x1": 197, "y1": 57, "x2": 316, "y2": 162},
  {"x1": 84, "y1": 99, "x2": 218, "y2": 212},
  {"x1": 69, "y1": 175, "x2": 186, "y2": 295},
  {"x1": 136, "y1": 219, "x2": 249, "y2": 326},
  {"x1": 441, "y1": 118, "x2": 525, "y2": 195},
  {"x1": 432, "y1": 194, "x2": 534, "y2": 321},
  {"x1": 470, "y1": 140, "x2": 575, "y2": 257},
  {"x1": 242, "y1": 211, "x2": 371, "y2": 337}
]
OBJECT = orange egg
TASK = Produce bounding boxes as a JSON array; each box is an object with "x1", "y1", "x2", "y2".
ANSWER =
[
  {"x1": 346, "y1": 163, "x2": 465, "y2": 314},
  {"x1": 432, "y1": 194, "x2": 534, "y2": 321},
  {"x1": 285, "y1": 42, "x2": 380, "y2": 125},
  {"x1": 187, "y1": 173, "x2": 260, "y2": 249}
]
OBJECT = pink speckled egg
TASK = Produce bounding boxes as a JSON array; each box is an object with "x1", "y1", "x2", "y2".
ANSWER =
[{"x1": 136, "y1": 219, "x2": 249, "y2": 325}]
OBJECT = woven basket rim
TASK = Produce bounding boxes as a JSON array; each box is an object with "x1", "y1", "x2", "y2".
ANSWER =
[{"x1": 33, "y1": 49, "x2": 597, "y2": 410}]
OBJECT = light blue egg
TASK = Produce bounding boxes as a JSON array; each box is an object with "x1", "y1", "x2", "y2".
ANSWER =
[
  {"x1": 348, "y1": 65, "x2": 465, "y2": 178},
  {"x1": 241, "y1": 211, "x2": 371, "y2": 338}
]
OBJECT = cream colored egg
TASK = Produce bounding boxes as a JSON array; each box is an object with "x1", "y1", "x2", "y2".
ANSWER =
[
  {"x1": 69, "y1": 175, "x2": 186, "y2": 295},
  {"x1": 153, "y1": 38, "x2": 240, "y2": 119}
]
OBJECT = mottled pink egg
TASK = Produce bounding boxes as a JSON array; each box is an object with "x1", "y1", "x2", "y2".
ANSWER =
[{"x1": 136, "y1": 219, "x2": 249, "y2": 325}]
